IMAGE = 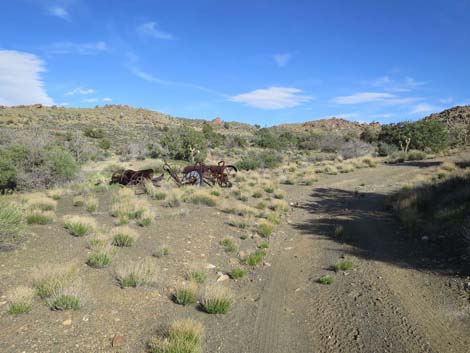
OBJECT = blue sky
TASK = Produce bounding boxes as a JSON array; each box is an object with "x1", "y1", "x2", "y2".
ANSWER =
[{"x1": 0, "y1": 0, "x2": 469, "y2": 126}]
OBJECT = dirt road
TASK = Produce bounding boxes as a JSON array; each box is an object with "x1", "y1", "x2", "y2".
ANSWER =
[{"x1": 242, "y1": 160, "x2": 470, "y2": 353}]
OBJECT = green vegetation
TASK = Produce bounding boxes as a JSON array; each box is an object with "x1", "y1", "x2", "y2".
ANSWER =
[
  {"x1": 319, "y1": 275, "x2": 334, "y2": 285},
  {"x1": 87, "y1": 251, "x2": 112, "y2": 268},
  {"x1": 0, "y1": 198, "x2": 25, "y2": 241},
  {"x1": 236, "y1": 150, "x2": 282, "y2": 170},
  {"x1": 47, "y1": 294, "x2": 80, "y2": 311},
  {"x1": 230, "y1": 268, "x2": 247, "y2": 279},
  {"x1": 257, "y1": 222, "x2": 274, "y2": 238},
  {"x1": 334, "y1": 260, "x2": 353, "y2": 272},
  {"x1": 188, "y1": 271, "x2": 207, "y2": 284},
  {"x1": 246, "y1": 249, "x2": 266, "y2": 266},
  {"x1": 173, "y1": 286, "x2": 197, "y2": 306},
  {"x1": 220, "y1": 238, "x2": 237, "y2": 253},
  {"x1": 7, "y1": 286, "x2": 35, "y2": 315},
  {"x1": 201, "y1": 287, "x2": 232, "y2": 314},
  {"x1": 26, "y1": 210, "x2": 54, "y2": 225},
  {"x1": 149, "y1": 319, "x2": 204, "y2": 353}
]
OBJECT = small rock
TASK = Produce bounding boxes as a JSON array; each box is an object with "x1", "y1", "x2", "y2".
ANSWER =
[
  {"x1": 238, "y1": 251, "x2": 246, "y2": 258},
  {"x1": 264, "y1": 262, "x2": 271, "y2": 267},
  {"x1": 0, "y1": 301, "x2": 7, "y2": 306},
  {"x1": 62, "y1": 319, "x2": 72, "y2": 326},
  {"x1": 421, "y1": 236, "x2": 429, "y2": 241},
  {"x1": 206, "y1": 263, "x2": 216, "y2": 269},
  {"x1": 217, "y1": 274, "x2": 229, "y2": 282},
  {"x1": 112, "y1": 335, "x2": 125, "y2": 347}
]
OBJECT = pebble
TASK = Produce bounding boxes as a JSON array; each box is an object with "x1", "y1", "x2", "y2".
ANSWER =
[
  {"x1": 62, "y1": 319, "x2": 72, "y2": 326},
  {"x1": 112, "y1": 335, "x2": 125, "y2": 347},
  {"x1": 217, "y1": 273, "x2": 229, "y2": 282},
  {"x1": 206, "y1": 263, "x2": 216, "y2": 269}
]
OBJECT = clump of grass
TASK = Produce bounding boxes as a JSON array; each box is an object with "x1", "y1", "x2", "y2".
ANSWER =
[
  {"x1": 220, "y1": 238, "x2": 237, "y2": 253},
  {"x1": 46, "y1": 283, "x2": 82, "y2": 311},
  {"x1": 246, "y1": 249, "x2": 266, "y2": 266},
  {"x1": 73, "y1": 195, "x2": 85, "y2": 207},
  {"x1": 269, "y1": 199, "x2": 288, "y2": 212},
  {"x1": 334, "y1": 225, "x2": 344, "y2": 237},
  {"x1": 188, "y1": 271, "x2": 207, "y2": 284},
  {"x1": 162, "y1": 189, "x2": 183, "y2": 208},
  {"x1": 219, "y1": 201, "x2": 257, "y2": 217},
  {"x1": 0, "y1": 198, "x2": 25, "y2": 240},
  {"x1": 111, "y1": 226, "x2": 139, "y2": 247},
  {"x1": 210, "y1": 190, "x2": 220, "y2": 197},
  {"x1": 264, "y1": 186, "x2": 274, "y2": 193},
  {"x1": 153, "y1": 246, "x2": 170, "y2": 258},
  {"x1": 258, "y1": 242, "x2": 269, "y2": 249},
  {"x1": 87, "y1": 246, "x2": 113, "y2": 268},
  {"x1": 149, "y1": 319, "x2": 204, "y2": 353},
  {"x1": 137, "y1": 210, "x2": 154, "y2": 227},
  {"x1": 189, "y1": 190, "x2": 218, "y2": 207},
  {"x1": 144, "y1": 181, "x2": 167, "y2": 200},
  {"x1": 26, "y1": 194, "x2": 57, "y2": 211},
  {"x1": 227, "y1": 219, "x2": 250, "y2": 229},
  {"x1": 334, "y1": 260, "x2": 353, "y2": 272},
  {"x1": 84, "y1": 195, "x2": 99, "y2": 213},
  {"x1": 173, "y1": 283, "x2": 197, "y2": 305},
  {"x1": 255, "y1": 201, "x2": 267, "y2": 210},
  {"x1": 200, "y1": 286, "x2": 233, "y2": 314},
  {"x1": 63, "y1": 215, "x2": 96, "y2": 236},
  {"x1": 7, "y1": 286, "x2": 35, "y2": 315},
  {"x1": 319, "y1": 275, "x2": 334, "y2": 285},
  {"x1": 252, "y1": 191, "x2": 263, "y2": 198},
  {"x1": 266, "y1": 213, "x2": 281, "y2": 225},
  {"x1": 230, "y1": 268, "x2": 247, "y2": 279},
  {"x1": 111, "y1": 188, "x2": 150, "y2": 224},
  {"x1": 257, "y1": 222, "x2": 274, "y2": 238},
  {"x1": 26, "y1": 210, "x2": 54, "y2": 225},
  {"x1": 31, "y1": 262, "x2": 78, "y2": 299},
  {"x1": 47, "y1": 189, "x2": 64, "y2": 200},
  {"x1": 116, "y1": 257, "x2": 157, "y2": 288},
  {"x1": 274, "y1": 192, "x2": 285, "y2": 199}
]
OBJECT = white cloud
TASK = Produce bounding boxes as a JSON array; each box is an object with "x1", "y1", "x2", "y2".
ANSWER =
[
  {"x1": 230, "y1": 86, "x2": 312, "y2": 109},
  {"x1": 331, "y1": 92, "x2": 396, "y2": 104},
  {"x1": 366, "y1": 75, "x2": 425, "y2": 92},
  {"x1": 137, "y1": 22, "x2": 174, "y2": 40},
  {"x1": 273, "y1": 53, "x2": 292, "y2": 67},
  {"x1": 0, "y1": 50, "x2": 54, "y2": 106},
  {"x1": 439, "y1": 97, "x2": 454, "y2": 104},
  {"x1": 103, "y1": 97, "x2": 112, "y2": 102},
  {"x1": 82, "y1": 98, "x2": 98, "y2": 103},
  {"x1": 48, "y1": 41, "x2": 108, "y2": 55},
  {"x1": 65, "y1": 87, "x2": 95, "y2": 96},
  {"x1": 410, "y1": 103, "x2": 439, "y2": 115},
  {"x1": 48, "y1": 6, "x2": 70, "y2": 21}
]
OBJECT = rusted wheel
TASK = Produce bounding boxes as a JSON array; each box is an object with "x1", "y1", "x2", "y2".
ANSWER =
[{"x1": 182, "y1": 170, "x2": 203, "y2": 187}]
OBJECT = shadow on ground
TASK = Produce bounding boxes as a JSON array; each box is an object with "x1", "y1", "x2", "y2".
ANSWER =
[{"x1": 293, "y1": 187, "x2": 470, "y2": 276}]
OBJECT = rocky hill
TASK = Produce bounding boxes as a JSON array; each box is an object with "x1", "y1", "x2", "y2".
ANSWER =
[{"x1": 425, "y1": 105, "x2": 470, "y2": 145}]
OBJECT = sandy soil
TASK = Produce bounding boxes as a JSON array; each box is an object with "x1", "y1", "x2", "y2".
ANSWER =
[{"x1": 1, "y1": 157, "x2": 470, "y2": 353}]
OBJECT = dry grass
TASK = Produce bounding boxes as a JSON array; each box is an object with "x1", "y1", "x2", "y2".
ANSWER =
[
  {"x1": 7, "y1": 286, "x2": 35, "y2": 315},
  {"x1": 31, "y1": 262, "x2": 78, "y2": 298},
  {"x1": 111, "y1": 188, "x2": 151, "y2": 224},
  {"x1": 162, "y1": 189, "x2": 183, "y2": 208},
  {"x1": 26, "y1": 210, "x2": 55, "y2": 225},
  {"x1": 149, "y1": 319, "x2": 204, "y2": 353},
  {"x1": 46, "y1": 281, "x2": 83, "y2": 311},
  {"x1": 269, "y1": 199, "x2": 288, "y2": 212},
  {"x1": 219, "y1": 200, "x2": 257, "y2": 217},
  {"x1": 116, "y1": 257, "x2": 158, "y2": 288},
  {"x1": 84, "y1": 195, "x2": 99, "y2": 213},
  {"x1": 200, "y1": 285, "x2": 233, "y2": 314},
  {"x1": 63, "y1": 215, "x2": 97, "y2": 236},
  {"x1": 46, "y1": 188, "x2": 66, "y2": 200},
  {"x1": 187, "y1": 189, "x2": 218, "y2": 207},
  {"x1": 87, "y1": 245, "x2": 114, "y2": 268},
  {"x1": 25, "y1": 194, "x2": 57, "y2": 211},
  {"x1": 173, "y1": 282, "x2": 198, "y2": 305},
  {"x1": 111, "y1": 226, "x2": 140, "y2": 247}
]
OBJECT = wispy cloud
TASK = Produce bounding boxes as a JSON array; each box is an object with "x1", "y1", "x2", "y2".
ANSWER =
[
  {"x1": 103, "y1": 97, "x2": 112, "y2": 102},
  {"x1": 331, "y1": 92, "x2": 396, "y2": 104},
  {"x1": 273, "y1": 53, "x2": 292, "y2": 67},
  {"x1": 48, "y1": 6, "x2": 70, "y2": 21},
  {"x1": 65, "y1": 87, "x2": 95, "y2": 96},
  {"x1": 47, "y1": 41, "x2": 108, "y2": 55},
  {"x1": 366, "y1": 75, "x2": 425, "y2": 92},
  {"x1": 230, "y1": 86, "x2": 312, "y2": 109},
  {"x1": 439, "y1": 97, "x2": 454, "y2": 104},
  {"x1": 410, "y1": 103, "x2": 439, "y2": 115},
  {"x1": 82, "y1": 97, "x2": 98, "y2": 103},
  {"x1": 137, "y1": 22, "x2": 174, "y2": 40},
  {"x1": 0, "y1": 50, "x2": 54, "y2": 106}
]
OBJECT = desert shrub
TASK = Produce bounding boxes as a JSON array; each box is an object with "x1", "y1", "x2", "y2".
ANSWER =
[
  {"x1": 201, "y1": 286, "x2": 232, "y2": 314},
  {"x1": 153, "y1": 246, "x2": 170, "y2": 258},
  {"x1": 257, "y1": 222, "x2": 274, "y2": 238},
  {"x1": 360, "y1": 126, "x2": 380, "y2": 143},
  {"x1": 44, "y1": 147, "x2": 79, "y2": 180},
  {"x1": 340, "y1": 140, "x2": 374, "y2": 159},
  {"x1": 173, "y1": 284, "x2": 197, "y2": 306},
  {"x1": 202, "y1": 122, "x2": 225, "y2": 148},
  {"x1": 144, "y1": 181, "x2": 167, "y2": 200},
  {"x1": 334, "y1": 260, "x2": 353, "y2": 271},
  {"x1": 111, "y1": 188, "x2": 150, "y2": 224},
  {"x1": 84, "y1": 127, "x2": 105, "y2": 138},
  {"x1": 236, "y1": 150, "x2": 282, "y2": 170},
  {"x1": 230, "y1": 268, "x2": 247, "y2": 279},
  {"x1": 111, "y1": 226, "x2": 139, "y2": 247},
  {"x1": 387, "y1": 151, "x2": 407, "y2": 163},
  {"x1": 246, "y1": 249, "x2": 266, "y2": 266},
  {"x1": 188, "y1": 271, "x2": 207, "y2": 284},
  {"x1": 377, "y1": 142, "x2": 398, "y2": 156},
  {"x1": 189, "y1": 191, "x2": 217, "y2": 207},
  {"x1": 0, "y1": 153, "x2": 16, "y2": 186},
  {"x1": 162, "y1": 189, "x2": 182, "y2": 208},
  {"x1": 220, "y1": 238, "x2": 237, "y2": 253},
  {"x1": 319, "y1": 275, "x2": 334, "y2": 285},
  {"x1": 84, "y1": 195, "x2": 99, "y2": 213},
  {"x1": 32, "y1": 262, "x2": 78, "y2": 298},
  {"x1": 46, "y1": 283, "x2": 82, "y2": 311},
  {"x1": 63, "y1": 216, "x2": 96, "y2": 237},
  {"x1": 7, "y1": 286, "x2": 35, "y2": 315},
  {"x1": 26, "y1": 210, "x2": 54, "y2": 225},
  {"x1": 116, "y1": 257, "x2": 157, "y2": 288},
  {"x1": 98, "y1": 138, "x2": 111, "y2": 150},
  {"x1": 254, "y1": 128, "x2": 281, "y2": 150},
  {"x1": 161, "y1": 127, "x2": 207, "y2": 162},
  {"x1": 259, "y1": 242, "x2": 269, "y2": 249},
  {"x1": 149, "y1": 319, "x2": 204, "y2": 353},
  {"x1": 407, "y1": 150, "x2": 427, "y2": 161},
  {"x1": 0, "y1": 198, "x2": 25, "y2": 241},
  {"x1": 137, "y1": 210, "x2": 154, "y2": 227}
]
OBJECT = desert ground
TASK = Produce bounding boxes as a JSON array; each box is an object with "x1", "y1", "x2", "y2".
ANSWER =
[{"x1": 1, "y1": 151, "x2": 469, "y2": 353}]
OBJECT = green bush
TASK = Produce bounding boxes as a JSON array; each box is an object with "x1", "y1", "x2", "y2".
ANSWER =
[
  {"x1": 407, "y1": 150, "x2": 427, "y2": 161},
  {"x1": 84, "y1": 127, "x2": 105, "y2": 138},
  {"x1": 257, "y1": 222, "x2": 273, "y2": 238},
  {"x1": 0, "y1": 198, "x2": 24, "y2": 241},
  {"x1": 87, "y1": 252, "x2": 112, "y2": 268},
  {"x1": 173, "y1": 287, "x2": 197, "y2": 306},
  {"x1": 47, "y1": 294, "x2": 80, "y2": 310},
  {"x1": 246, "y1": 249, "x2": 266, "y2": 266},
  {"x1": 0, "y1": 153, "x2": 16, "y2": 186},
  {"x1": 334, "y1": 260, "x2": 353, "y2": 272},
  {"x1": 230, "y1": 268, "x2": 247, "y2": 279},
  {"x1": 45, "y1": 147, "x2": 78, "y2": 180},
  {"x1": 319, "y1": 275, "x2": 334, "y2": 284},
  {"x1": 236, "y1": 150, "x2": 282, "y2": 170},
  {"x1": 161, "y1": 127, "x2": 207, "y2": 162},
  {"x1": 98, "y1": 139, "x2": 112, "y2": 150}
]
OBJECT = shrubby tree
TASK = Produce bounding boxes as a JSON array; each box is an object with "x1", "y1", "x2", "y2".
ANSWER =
[{"x1": 161, "y1": 127, "x2": 207, "y2": 162}]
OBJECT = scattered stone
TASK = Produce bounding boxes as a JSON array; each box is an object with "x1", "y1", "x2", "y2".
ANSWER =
[
  {"x1": 238, "y1": 251, "x2": 246, "y2": 258},
  {"x1": 206, "y1": 263, "x2": 216, "y2": 269},
  {"x1": 217, "y1": 274, "x2": 229, "y2": 282},
  {"x1": 62, "y1": 319, "x2": 72, "y2": 326},
  {"x1": 0, "y1": 301, "x2": 7, "y2": 306},
  {"x1": 264, "y1": 262, "x2": 271, "y2": 267},
  {"x1": 112, "y1": 335, "x2": 125, "y2": 347},
  {"x1": 284, "y1": 247, "x2": 293, "y2": 251}
]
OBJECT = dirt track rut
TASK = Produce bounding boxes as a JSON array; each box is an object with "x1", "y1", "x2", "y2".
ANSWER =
[{"x1": 246, "y1": 161, "x2": 470, "y2": 353}]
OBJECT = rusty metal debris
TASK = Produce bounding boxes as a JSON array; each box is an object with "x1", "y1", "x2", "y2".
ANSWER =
[
  {"x1": 164, "y1": 160, "x2": 237, "y2": 187},
  {"x1": 110, "y1": 169, "x2": 163, "y2": 186}
]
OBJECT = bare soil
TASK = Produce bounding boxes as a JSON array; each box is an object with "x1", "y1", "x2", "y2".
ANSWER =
[{"x1": 1, "y1": 157, "x2": 470, "y2": 353}]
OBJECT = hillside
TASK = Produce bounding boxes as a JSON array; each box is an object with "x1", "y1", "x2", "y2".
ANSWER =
[{"x1": 425, "y1": 105, "x2": 470, "y2": 145}]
